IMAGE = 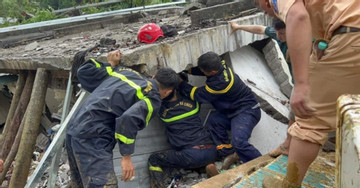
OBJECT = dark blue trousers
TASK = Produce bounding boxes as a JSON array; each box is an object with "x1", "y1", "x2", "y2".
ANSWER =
[
  {"x1": 148, "y1": 146, "x2": 217, "y2": 187},
  {"x1": 66, "y1": 134, "x2": 117, "y2": 188},
  {"x1": 208, "y1": 108, "x2": 262, "y2": 163}
]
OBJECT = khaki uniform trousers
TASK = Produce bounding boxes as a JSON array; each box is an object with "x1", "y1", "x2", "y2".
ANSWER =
[{"x1": 288, "y1": 32, "x2": 360, "y2": 145}]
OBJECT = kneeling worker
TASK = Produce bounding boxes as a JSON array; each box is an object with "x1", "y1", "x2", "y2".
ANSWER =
[
  {"x1": 148, "y1": 81, "x2": 218, "y2": 188},
  {"x1": 179, "y1": 52, "x2": 262, "y2": 169}
]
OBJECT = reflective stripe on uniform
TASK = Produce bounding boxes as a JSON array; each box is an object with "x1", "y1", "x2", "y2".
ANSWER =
[
  {"x1": 216, "y1": 144, "x2": 233, "y2": 150},
  {"x1": 161, "y1": 102, "x2": 199, "y2": 123},
  {"x1": 190, "y1": 87, "x2": 197, "y2": 101},
  {"x1": 90, "y1": 59, "x2": 154, "y2": 144},
  {"x1": 149, "y1": 165, "x2": 163, "y2": 172},
  {"x1": 110, "y1": 71, "x2": 154, "y2": 126},
  {"x1": 90, "y1": 58, "x2": 101, "y2": 68},
  {"x1": 115, "y1": 133, "x2": 135, "y2": 144},
  {"x1": 106, "y1": 66, "x2": 113, "y2": 75},
  {"x1": 205, "y1": 67, "x2": 234, "y2": 94}
]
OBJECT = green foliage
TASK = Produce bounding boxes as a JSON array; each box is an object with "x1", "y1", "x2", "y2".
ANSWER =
[
  {"x1": 0, "y1": 0, "x2": 24, "y2": 19},
  {"x1": 58, "y1": 0, "x2": 77, "y2": 9},
  {"x1": 82, "y1": 7, "x2": 102, "y2": 14},
  {"x1": 0, "y1": 0, "x2": 177, "y2": 28},
  {"x1": 22, "y1": 9, "x2": 58, "y2": 24}
]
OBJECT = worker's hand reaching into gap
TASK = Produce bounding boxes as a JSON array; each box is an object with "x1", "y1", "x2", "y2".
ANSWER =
[
  {"x1": 290, "y1": 83, "x2": 317, "y2": 118},
  {"x1": 229, "y1": 21, "x2": 239, "y2": 35},
  {"x1": 120, "y1": 155, "x2": 135, "y2": 182}
]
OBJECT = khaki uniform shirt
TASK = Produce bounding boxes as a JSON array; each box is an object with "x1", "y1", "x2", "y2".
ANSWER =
[{"x1": 271, "y1": 0, "x2": 360, "y2": 40}]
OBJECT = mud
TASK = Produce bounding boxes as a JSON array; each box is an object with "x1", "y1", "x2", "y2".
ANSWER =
[{"x1": 286, "y1": 162, "x2": 299, "y2": 185}]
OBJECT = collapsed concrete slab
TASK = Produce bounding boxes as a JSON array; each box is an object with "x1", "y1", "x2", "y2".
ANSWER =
[
  {"x1": 249, "y1": 110, "x2": 287, "y2": 155},
  {"x1": 0, "y1": 13, "x2": 269, "y2": 75},
  {"x1": 228, "y1": 45, "x2": 290, "y2": 123},
  {"x1": 119, "y1": 13, "x2": 269, "y2": 75},
  {"x1": 1, "y1": 10, "x2": 290, "y2": 187}
]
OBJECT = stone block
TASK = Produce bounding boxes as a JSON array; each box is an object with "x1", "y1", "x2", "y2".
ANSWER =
[{"x1": 262, "y1": 40, "x2": 293, "y2": 99}]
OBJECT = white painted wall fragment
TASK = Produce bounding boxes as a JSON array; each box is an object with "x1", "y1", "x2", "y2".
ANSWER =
[{"x1": 336, "y1": 95, "x2": 360, "y2": 188}]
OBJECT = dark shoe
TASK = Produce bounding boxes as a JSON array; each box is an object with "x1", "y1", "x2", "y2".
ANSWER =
[
  {"x1": 221, "y1": 153, "x2": 239, "y2": 170},
  {"x1": 205, "y1": 163, "x2": 220, "y2": 177}
]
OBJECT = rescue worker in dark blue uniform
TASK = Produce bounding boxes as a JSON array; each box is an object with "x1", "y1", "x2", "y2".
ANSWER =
[
  {"x1": 148, "y1": 87, "x2": 218, "y2": 188},
  {"x1": 179, "y1": 51, "x2": 262, "y2": 168},
  {"x1": 66, "y1": 50, "x2": 179, "y2": 188}
]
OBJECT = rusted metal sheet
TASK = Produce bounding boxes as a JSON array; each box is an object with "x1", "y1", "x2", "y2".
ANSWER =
[{"x1": 336, "y1": 94, "x2": 360, "y2": 188}]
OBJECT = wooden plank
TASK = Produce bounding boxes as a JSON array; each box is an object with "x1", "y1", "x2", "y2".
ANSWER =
[
  {"x1": 9, "y1": 68, "x2": 49, "y2": 188},
  {"x1": 0, "y1": 71, "x2": 34, "y2": 160},
  {"x1": 233, "y1": 153, "x2": 335, "y2": 188},
  {"x1": 0, "y1": 110, "x2": 27, "y2": 184},
  {"x1": 192, "y1": 155, "x2": 274, "y2": 188},
  {"x1": 0, "y1": 72, "x2": 25, "y2": 145}
]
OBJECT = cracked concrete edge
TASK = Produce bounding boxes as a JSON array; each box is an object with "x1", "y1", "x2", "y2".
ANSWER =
[
  {"x1": 255, "y1": 95, "x2": 288, "y2": 124},
  {"x1": 0, "y1": 56, "x2": 72, "y2": 71},
  {"x1": 0, "y1": 13, "x2": 268, "y2": 75},
  {"x1": 262, "y1": 39, "x2": 293, "y2": 98},
  {"x1": 116, "y1": 12, "x2": 269, "y2": 75}
]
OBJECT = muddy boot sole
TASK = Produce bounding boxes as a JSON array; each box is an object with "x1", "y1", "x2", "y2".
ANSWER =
[
  {"x1": 206, "y1": 163, "x2": 220, "y2": 177},
  {"x1": 221, "y1": 152, "x2": 239, "y2": 170}
]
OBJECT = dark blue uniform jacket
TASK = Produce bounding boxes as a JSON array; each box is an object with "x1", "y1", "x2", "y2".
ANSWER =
[
  {"x1": 159, "y1": 93, "x2": 213, "y2": 151},
  {"x1": 179, "y1": 61, "x2": 258, "y2": 117},
  {"x1": 67, "y1": 59, "x2": 161, "y2": 156}
]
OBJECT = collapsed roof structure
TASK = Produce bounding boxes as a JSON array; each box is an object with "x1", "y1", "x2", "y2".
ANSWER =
[{"x1": 0, "y1": 1, "x2": 349, "y2": 188}]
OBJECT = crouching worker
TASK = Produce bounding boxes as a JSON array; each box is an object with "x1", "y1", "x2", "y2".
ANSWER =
[
  {"x1": 179, "y1": 52, "x2": 262, "y2": 169},
  {"x1": 148, "y1": 82, "x2": 218, "y2": 188},
  {"x1": 66, "y1": 49, "x2": 179, "y2": 187}
]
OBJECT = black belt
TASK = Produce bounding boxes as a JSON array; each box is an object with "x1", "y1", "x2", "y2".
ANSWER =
[
  {"x1": 332, "y1": 26, "x2": 360, "y2": 37},
  {"x1": 192, "y1": 144, "x2": 214, "y2": 149}
]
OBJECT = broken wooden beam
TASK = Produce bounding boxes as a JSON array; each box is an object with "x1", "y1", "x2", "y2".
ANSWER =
[
  {"x1": 9, "y1": 68, "x2": 49, "y2": 188},
  {"x1": 0, "y1": 111, "x2": 27, "y2": 184},
  {"x1": 0, "y1": 71, "x2": 35, "y2": 160},
  {"x1": 0, "y1": 71, "x2": 26, "y2": 146},
  {"x1": 193, "y1": 155, "x2": 273, "y2": 188}
]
